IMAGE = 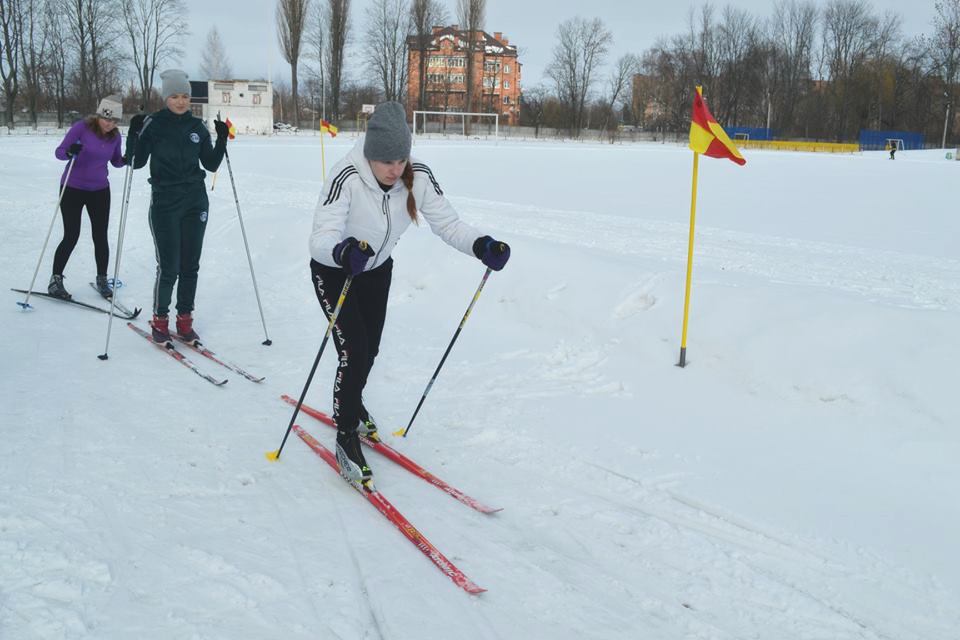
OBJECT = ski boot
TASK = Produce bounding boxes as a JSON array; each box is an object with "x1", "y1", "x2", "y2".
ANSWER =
[
  {"x1": 94, "y1": 275, "x2": 113, "y2": 299},
  {"x1": 48, "y1": 274, "x2": 72, "y2": 300},
  {"x1": 357, "y1": 405, "x2": 381, "y2": 443},
  {"x1": 175, "y1": 313, "x2": 201, "y2": 345},
  {"x1": 336, "y1": 428, "x2": 373, "y2": 486},
  {"x1": 150, "y1": 314, "x2": 173, "y2": 347}
]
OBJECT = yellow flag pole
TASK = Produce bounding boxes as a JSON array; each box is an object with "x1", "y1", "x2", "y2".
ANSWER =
[
  {"x1": 678, "y1": 151, "x2": 700, "y2": 368},
  {"x1": 320, "y1": 129, "x2": 327, "y2": 180}
]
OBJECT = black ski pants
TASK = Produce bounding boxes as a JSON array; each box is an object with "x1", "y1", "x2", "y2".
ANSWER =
[
  {"x1": 311, "y1": 258, "x2": 392, "y2": 434},
  {"x1": 148, "y1": 183, "x2": 209, "y2": 316},
  {"x1": 53, "y1": 186, "x2": 111, "y2": 277}
]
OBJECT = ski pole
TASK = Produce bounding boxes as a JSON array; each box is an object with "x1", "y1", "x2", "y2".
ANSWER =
[
  {"x1": 17, "y1": 157, "x2": 78, "y2": 310},
  {"x1": 267, "y1": 264, "x2": 361, "y2": 461},
  {"x1": 394, "y1": 267, "x2": 493, "y2": 438},
  {"x1": 98, "y1": 159, "x2": 136, "y2": 361},
  {"x1": 223, "y1": 148, "x2": 272, "y2": 346}
]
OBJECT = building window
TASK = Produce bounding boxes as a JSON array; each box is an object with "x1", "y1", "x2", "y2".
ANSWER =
[
  {"x1": 449, "y1": 74, "x2": 464, "y2": 84},
  {"x1": 214, "y1": 82, "x2": 234, "y2": 91},
  {"x1": 504, "y1": 64, "x2": 511, "y2": 73},
  {"x1": 503, "y1": 96, "x2": 510, "y2": 105},
  {"x1": 484, "y1": 61, "x2": 500, "y2": 73},
  {"x1": 503, "y1": 80, "x2": 510, "y2": 89},
  {"x1": 191, "y1": 105, "x2": 204, "y2": 117},
  {"x1": 428, "y1": 56, "x2": 444, "y2": 67},
  {"x1": 252, "y1": 94, "x2": 261, "y2": 105},
  {"x1": 449, "y1": 56, "x2": 465, "y2": 68},
  {"x1": 222, "y1": 92, "x2": 231, "y2": 104},
  {"x1": 482, "y1": 77, "x2": 496, "y2": 88},
  {"x1": 249, "y1": 84, "x2": 267, "y2": 92}
]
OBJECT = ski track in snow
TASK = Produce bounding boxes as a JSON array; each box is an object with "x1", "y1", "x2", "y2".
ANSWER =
[
  {"x1": 453, "y1": 196, "x2": 960, "y2": 312},
  {"x1": 1, "y1": 135, "x2": 958, "y2": 639}
]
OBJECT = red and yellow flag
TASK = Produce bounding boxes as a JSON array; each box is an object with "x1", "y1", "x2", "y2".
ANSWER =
[
  {"x1": 225, "y1": 117, "x2": 237, "y2": 140},
  {"x1": 320, "y1": 119, "x2": 338, "y2": 137},
  {"x1": 688, "y1": 86, "x2": 745, "y2": 166}
]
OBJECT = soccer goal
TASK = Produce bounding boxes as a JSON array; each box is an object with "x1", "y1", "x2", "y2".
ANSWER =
[
  {"x1": 734, "y1": 132, "x2": 750, "y2": 141},
  {"x1": 886, "y1": 138, "x2": 905, "y2": 151},
  {"x1": 412, "y1": 110, "x2": 499, "y2": 141}
]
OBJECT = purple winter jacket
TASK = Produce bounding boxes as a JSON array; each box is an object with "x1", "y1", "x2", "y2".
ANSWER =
[{"x1": 55, "y1": 120, "x2": 125, "y2": 191}]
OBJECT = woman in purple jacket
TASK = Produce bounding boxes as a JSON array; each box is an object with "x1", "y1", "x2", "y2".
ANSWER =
[{"x1": 49, "y1": 95, "x2": 125, "y2": 300}]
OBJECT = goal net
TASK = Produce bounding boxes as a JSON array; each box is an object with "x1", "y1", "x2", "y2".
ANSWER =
[
  {"x1": 412, "y1": 111, "x2": 499, "y2": 141},
  {"x1": 734, "y1": 132, "x2": 750, "y2": 141},
  {"x1": 886, "y1": 138, "x2": 905, "y2": 151}
]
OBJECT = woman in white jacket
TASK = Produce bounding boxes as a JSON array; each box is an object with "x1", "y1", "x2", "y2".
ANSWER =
[{"x1": 309, "y1": 101, "x2": 510, "y2": 483}]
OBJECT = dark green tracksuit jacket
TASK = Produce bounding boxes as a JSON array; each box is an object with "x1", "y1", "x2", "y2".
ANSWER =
[{"x1": 127, "y1": 108, "x2": 226, "y2": 316}]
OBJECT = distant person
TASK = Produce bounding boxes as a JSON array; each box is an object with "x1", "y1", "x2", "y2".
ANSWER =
[
  {"x1": 889, "y1": 141, "x2": 897, "y2": 160},
  {"x1": 49, "y1": 95, "x2": 125, "y2": 300},
  {"x1": 309, "y1": 101, "x2": 511, "y2": 484},
  {"x1": 124, "y1": 69, "x2": 230, "y2": 346}
]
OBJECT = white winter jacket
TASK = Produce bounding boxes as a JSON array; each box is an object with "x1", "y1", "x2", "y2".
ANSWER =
[{"x1": 309, "y1": 140, "x2": 483, "y2": 271}]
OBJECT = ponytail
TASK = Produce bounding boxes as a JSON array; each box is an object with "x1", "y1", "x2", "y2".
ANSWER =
[{"x1": 401, "y1": 162, "x2": 418, "y2": 223}]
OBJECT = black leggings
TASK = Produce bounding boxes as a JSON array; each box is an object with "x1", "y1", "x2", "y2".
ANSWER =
[
  {"x1": 53, "y1": 186, "x2": 111, "y2": 276},
  {"x1": 311, "y1": 258, "x2": 392, "y2": 433}
]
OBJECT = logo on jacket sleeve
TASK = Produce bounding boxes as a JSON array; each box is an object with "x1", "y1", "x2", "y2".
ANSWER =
[
  {"x1": 200, "y1": 211, "x2": 208, "y2": 223},
  {"x1": 189, "y1": 132, "x2": 200, "y2": 143}
]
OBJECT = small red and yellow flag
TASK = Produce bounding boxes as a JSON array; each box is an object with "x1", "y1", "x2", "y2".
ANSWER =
[
  {"x1": 688, "y1": 87, "x2": 745, "y2": 166},
  {"x1": 225, "y1": 117, "x2": 237, "y2": 140},
  {"x1": 320, "y1": 119, "x2": 338, "y2": 137}
]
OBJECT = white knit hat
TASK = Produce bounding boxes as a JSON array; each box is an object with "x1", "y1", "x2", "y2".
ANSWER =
[{"x1": 96, "y1": 95, "x2": 123, "y2": 122}]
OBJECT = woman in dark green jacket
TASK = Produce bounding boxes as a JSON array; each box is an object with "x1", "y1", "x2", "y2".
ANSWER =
[{"x1": 126, "y1": 69, "x2": 229, "y2": 346}]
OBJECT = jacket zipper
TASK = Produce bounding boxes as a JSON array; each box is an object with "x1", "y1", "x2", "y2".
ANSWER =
[{"x1": 372, "y1": 193, "x2": 392, "y2": 269}]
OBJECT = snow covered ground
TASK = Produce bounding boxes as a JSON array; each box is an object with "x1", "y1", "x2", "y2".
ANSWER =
[{"x1": 1, "y1": 132, "x2": 958, "y2": 639}]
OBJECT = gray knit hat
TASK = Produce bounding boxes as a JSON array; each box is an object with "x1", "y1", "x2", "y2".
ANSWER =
[
  {"x1": 160, "y1": 69, "x2": 191, "y2": 100},
  {"x1": 363, "y1": 101, "x2": 411, "y2": 161},
  {"x1": 96, "y1": 94, "x2": 123, "y2": 122}
]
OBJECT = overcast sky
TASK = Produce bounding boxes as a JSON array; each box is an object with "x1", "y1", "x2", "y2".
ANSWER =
[{"x1": 182, "y1": 0, "x2": 936, "y2": 90}]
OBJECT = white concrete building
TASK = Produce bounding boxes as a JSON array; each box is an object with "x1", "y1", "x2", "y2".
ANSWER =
[{"x1": 189, "y1": 79, "x2": 273, "y2": 135}]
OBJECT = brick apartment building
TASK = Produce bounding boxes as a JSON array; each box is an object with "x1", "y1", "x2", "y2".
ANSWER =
[{"x1": 407, "y1": 26, "x2": 522, "y2": 126}]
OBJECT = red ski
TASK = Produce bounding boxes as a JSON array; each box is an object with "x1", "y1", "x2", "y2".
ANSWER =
[
  {"x1": 293, "y1": 425, "x2": 485, "y2": 595},
  {"x1": 128, "y1": 323, "x2": 227, "y2": 386},
  {"x1": 281, "y1": 395, "x2": 501, "y2": 514}
]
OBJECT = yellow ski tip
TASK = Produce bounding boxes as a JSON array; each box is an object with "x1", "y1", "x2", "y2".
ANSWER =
[
  {"x1": 265, "y1": 450, "x2": 280, "y2": 461},
  {"x1": 391, "y1": 428, "x2": 405, "y2": 437}
]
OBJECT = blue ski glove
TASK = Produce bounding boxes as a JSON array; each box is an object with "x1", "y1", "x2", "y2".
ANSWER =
[
  {"x1": 472, "y1": 236, "x2": 511, "y2": 271},
  {"x1": 333, "y1": 237, "x2": 374, "y2": 276}
]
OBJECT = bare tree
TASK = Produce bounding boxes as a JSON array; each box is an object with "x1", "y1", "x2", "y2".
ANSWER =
[
  {"x1": 599, "y1": 53, "x2": 639, "y2": 141},
  {"x1": 277, "y1": 0, "x2": 309, "y2": 128},
  {"x1": 200, "y1": 26, "x2": 232, "y2": 80},
  {"x1": 16, "y1": 0, "x2": 47, "y2": 127},
  {"x1": 326, "y1": 0, "x2": 350, "y2": 120},
  {"x1": 64, "y1": 0, "x2": 122, "y2": 113},
  {"x1": 546, "y1": 16, "x2": 612, "y2": 135},
  {"x1": 362, "y1": 0, "x2": 409, "y2": 102},
  {"x1": 0, "y1": 0, "x2": 21, "y2": 128},
  {"x1": 304, "y1": 0, "x2": 325, "y2": 117},
  {"x1": 120, "y1": 0, "x2": 188, "y2": 112},
  {"x1": 821, "y1": 0, "x2": 882, "y2": 138},
  {"x1": 767, "y1": 0, "x2": 818, "y2": 133},
  {"x1": 44, "y1": 0, "x2": 69, "y2": 125},
  {"x1": 457, "y1": 0, "x2": 484, "y2": 129},
  {"x1": 932, "y1": 0, "x2": 960, "y2": 141},
  {"x1": 409, "y1": 0, "x2": 447, "y2": 113}
]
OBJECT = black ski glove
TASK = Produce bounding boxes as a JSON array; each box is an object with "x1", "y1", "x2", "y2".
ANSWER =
[
  {"x1": 124, "y1": 114, "x2": 147, "y2": 163},
  {"x1": 472, "y1": 236, "x2": 511, "y2": 271},
  {"x1": 214, "y1": 119, "x2": 230, "y2": 144},
  {"x1": 333, "y1": 237, "x2": 374, "y2": 276},
  {"x1": 66, "y1": 142, "x2": 83, "y2": 158}
]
